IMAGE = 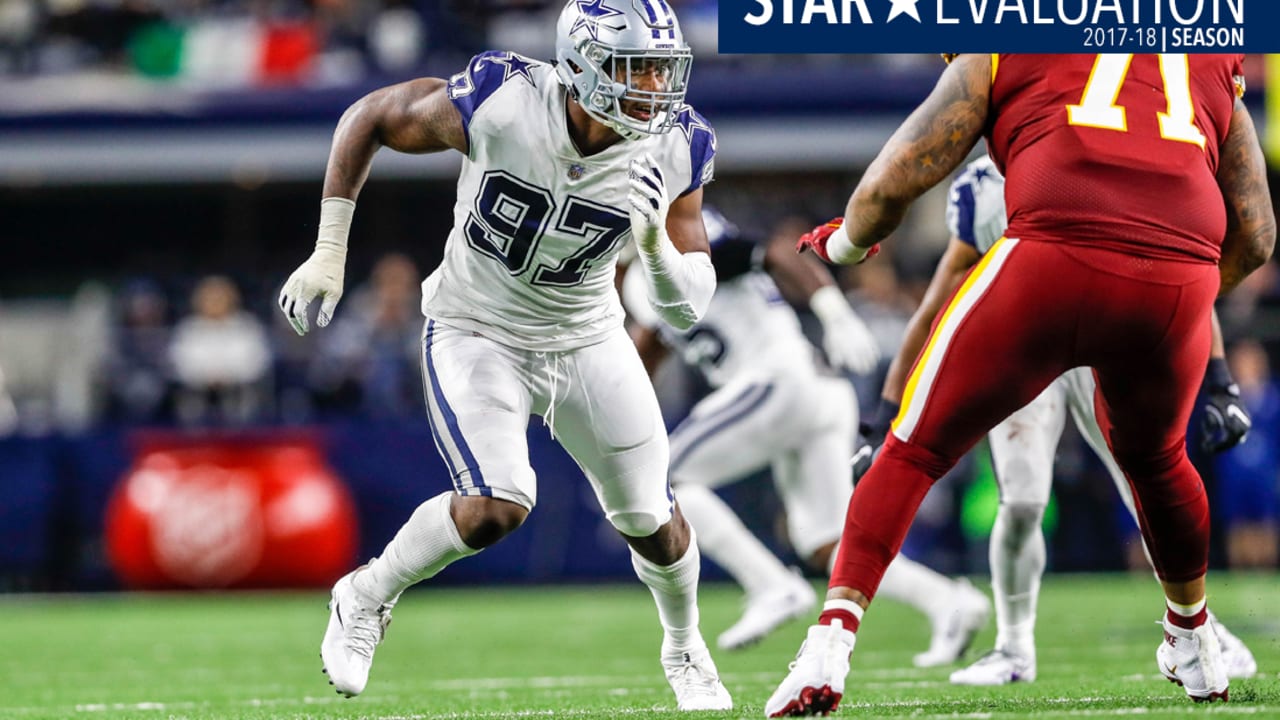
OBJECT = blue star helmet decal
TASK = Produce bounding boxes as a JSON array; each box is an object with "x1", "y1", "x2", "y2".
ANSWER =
[
  {"x1": 554, "y1": 0, "x2": 691, "y2": 139},
  {"x1": 570, "y1": 0, "x2": 626, "y2": 40}
]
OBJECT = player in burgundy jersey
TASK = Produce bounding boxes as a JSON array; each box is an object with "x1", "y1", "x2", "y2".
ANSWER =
[{"x1": 765, "y1": 54, "x2": 1274, "y2": 716}]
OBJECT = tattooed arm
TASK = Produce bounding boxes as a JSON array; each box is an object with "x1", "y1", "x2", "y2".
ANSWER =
[
  {"x1": 1216, "y1": 98, "x2": 1275, "y2": 296},
  {"x1": 843, "y1": 54, "x2": 991, "y2": 248},
  {"x1": 322, "y1": 78, "x2": 467, "y2": 200}
]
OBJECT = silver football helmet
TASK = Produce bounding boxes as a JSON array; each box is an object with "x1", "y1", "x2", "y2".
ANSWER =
[{"x1": 554, "y1": 0, "x2": 692, "y2": 140}]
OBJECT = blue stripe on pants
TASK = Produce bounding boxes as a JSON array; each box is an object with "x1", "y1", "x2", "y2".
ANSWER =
[
  {"x1": 424, "y1": 320, "x2": 490, "y2": 496},
  {"x1": 669, "y1": 383, "x2": 774, "y2": 473}
]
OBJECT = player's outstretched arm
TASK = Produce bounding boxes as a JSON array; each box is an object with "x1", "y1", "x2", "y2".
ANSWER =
[
  {"x1": 765, "y1": 226, "x2": 831, "y2": 302},
  {"x1": 762, "y1": 236, "x2": 879, "y2": 374},
  {"x1": 323, "y1": 78, "x2": 467, "y2": 200},
  {"x1": 279, "y1": 78, "x2": 465, "y2": 335},
  {"x1": 871, "y1": 237, "x2": 981, "y2": 441},
  {"x1": 842, "y1": 54, "x2": 991, "y2": 252},
  {"x1": 1216, "y1": 98, "x2": 1275, "y2": 296}
]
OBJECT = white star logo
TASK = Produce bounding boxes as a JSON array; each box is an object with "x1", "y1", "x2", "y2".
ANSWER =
[
  {"x1": 675, "y1": 108, "x2": 713, "y2": 145},
  {"x1": 887, "y1": 0, "x2": 922, "y2": 22}
]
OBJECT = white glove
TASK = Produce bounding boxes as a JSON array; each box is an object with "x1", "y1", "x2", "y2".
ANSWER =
[
  {"x1": 810, "y1": 286, "x2": 880, "y2": 374},
  {"x1": 627, "y1": 152, "x2": 669, "y2": 255},
  {"x1": 278, "y1": 197, "x2": 354, "y2": 335}
]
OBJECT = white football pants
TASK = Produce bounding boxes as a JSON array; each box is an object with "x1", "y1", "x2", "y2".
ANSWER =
[
  {"x1": 421, "y1": 318, "x2": 673, "y2": 537},
  {"x1": 985, "y1": 366, "x2": 1135, "y2": 653},
  {"x1": 988, "y1": 366, "x2": 1132, "y2": 514},
  {"x1": 667, "y1": 370, "x2": 855, "y2": 559}
]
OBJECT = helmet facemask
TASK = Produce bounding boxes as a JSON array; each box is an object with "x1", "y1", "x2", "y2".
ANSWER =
[{"x1": 554, "y1": 1, "x2": 692, "y2": 140}]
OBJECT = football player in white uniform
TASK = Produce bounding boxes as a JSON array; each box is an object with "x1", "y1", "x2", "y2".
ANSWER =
[
  {"x1": 623, "y1": 207, "x2": 990, "y2": 662},
  {"x1": 861, "y1": 155, "x2": 1257, "y2": 686},
  {"x1": 278, "y1": 0, "x2": 731, "y2": 710}
]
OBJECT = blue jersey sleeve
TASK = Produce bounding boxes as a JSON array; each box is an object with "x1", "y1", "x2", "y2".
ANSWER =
[
  {"x1": 446, "y1": 51, "x2": 539, "y2": 150},
  {"x1": 945, "y1": 173, "x2": 978, "y2": 248},
  {"x1": 675, "y1": 108, "x2": 716, "y2": 196}
]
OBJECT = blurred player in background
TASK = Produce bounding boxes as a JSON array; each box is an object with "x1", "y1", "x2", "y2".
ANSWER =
[
  {"x1": 859, "y1": 155, "x2": 1255, "y2": 687},
  {"x1": 767, "y1": 53, "x2": 1274, "y2": 716},
  {"x1": 1213, "y1": 339, "x2": 1280, "y2": 569},
  {"x1": 278, "y1": 0, "x2": 733, "y2": 710},
  {"x1": 623, "y1": 206, "x2": 990, "y2": 660}
]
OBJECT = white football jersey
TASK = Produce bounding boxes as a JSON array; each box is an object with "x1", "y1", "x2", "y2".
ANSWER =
[
  {"x1": 420, "y1": 51, "x2": 717, "y2": 352},
  {"x1": 623, "y1": 249, "x2": 815, "y2": 389},
  {"x1": 945, "y1": 155, "x2": 1007, "y2": 255}
]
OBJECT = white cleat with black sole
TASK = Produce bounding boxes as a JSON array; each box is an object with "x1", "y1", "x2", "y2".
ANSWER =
[
  {"x1": 663, "y1": 646, "x2": 733, "y2": 711},
  {"x1": 320, "y1": 568, "x2": 394, "y2": 697}
]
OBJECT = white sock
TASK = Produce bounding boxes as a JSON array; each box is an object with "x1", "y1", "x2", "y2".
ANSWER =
[
  {"x1": 353, "y1": 492, "x2": 478, "y2": 605},
  {"x1": 989, "y1": 503, "x2": 1044, "y2": 657},
  {"x1": 1167, "y1": 598, "x2": 1207, "y2": 616},
  {"x1": 876, "y1": 553, "x2": 960, "y2": 620},
  {"x1": 822, "y1": 598, "x2": 865, "y2": 630},
  {"x1": 675, "y1": 485, "x2": 793, "y2": 597},
  {"x1": 631, "y1": 530, "x2": 705, "y2": 661}
]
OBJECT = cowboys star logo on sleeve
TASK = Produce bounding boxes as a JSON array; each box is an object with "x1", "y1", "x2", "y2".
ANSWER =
[{"x1": 490, "y1": 52, "x2": 537, "y2": 84}]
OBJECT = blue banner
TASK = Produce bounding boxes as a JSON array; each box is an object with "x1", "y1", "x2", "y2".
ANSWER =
[{"x1": 719, "y1": 0, "x2": 1279, "y2": 54}]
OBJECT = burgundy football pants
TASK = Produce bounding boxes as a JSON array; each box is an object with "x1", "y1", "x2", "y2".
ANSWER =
[{"x1": 832, "y1": 238, "x2": 1219, "y2": 599}]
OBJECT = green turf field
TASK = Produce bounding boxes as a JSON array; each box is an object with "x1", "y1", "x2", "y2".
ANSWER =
[{"x1": 2, "y1": 573, "x2": 1276, "y2": 719}]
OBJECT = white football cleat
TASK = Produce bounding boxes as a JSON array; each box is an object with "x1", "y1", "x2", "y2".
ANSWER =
[
  {"x1": 718, "y1": 570, "x2": 817, "y2": 651},
  {"x1": 321, "y1": 568, "x2": 394, "y2": 697},
  {"x1": 913, "y1": 578, "x2": 991, "y2": 668},
  {"x1": 949, "y1": 648, "x2": 1037, "y2": 686},
  {"x1": 764, "y1": 622, "x2": 856, "y2": 718},
  {"x1": 1157, "y1": 616, "x2": 1229, "y2": 703},
  {"x1": 663, "y1": 647, "x2": 733, "y2": 711},
  {"x1": 1207, "y1": 610, "x2": 1257, "y2": 679}
]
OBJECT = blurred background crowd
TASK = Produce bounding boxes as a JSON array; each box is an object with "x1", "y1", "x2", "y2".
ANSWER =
[
  {"x1": 0, "y1": 3, "x2": 1277, "y2": 592},
  {"x1": 0, "y1": 1, "x2": 723, "y2": 81}
]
